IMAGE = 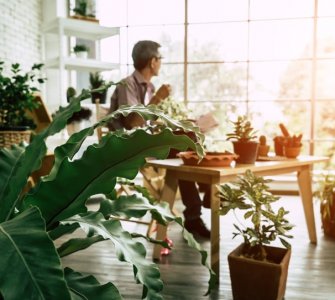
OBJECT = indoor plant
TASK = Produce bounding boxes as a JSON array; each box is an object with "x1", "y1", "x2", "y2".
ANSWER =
[
  {"x1": 0, "y1": 87, "x2": 216, "y2": 299},
  {"x1": 314, "y1": 172, "x2": 335, "y2": 239},
  {"x1": 218, "y1": 170, "x2": 293, "y2": 300},
  {"x1": 257, "y1": 135, "x2": 270, "y2": 157},
  {"x1": 89, "y1": 72, "x2": 107, "y2": 104},
  {"x1": 0, "y1": 61, "x2": 45, "y2": 147},
  {"x1": 73, "y1": 44, "x2": 89, "y2": 59},
  {"x1": 226, "y1": 115, "x2": 258, "y2": 164}
]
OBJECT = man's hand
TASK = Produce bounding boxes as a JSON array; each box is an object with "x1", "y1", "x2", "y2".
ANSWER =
[{"x1": 154, "y1": 84, "x2": 171, "y2": 102}]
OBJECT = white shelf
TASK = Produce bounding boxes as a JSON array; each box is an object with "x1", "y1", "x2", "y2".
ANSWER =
[
  {"x1": 45, "y1": 57, "x2": 119, "y2": 72},
  {"x1": 43, "y1": 17, "x2": 119, "y2": 40}
]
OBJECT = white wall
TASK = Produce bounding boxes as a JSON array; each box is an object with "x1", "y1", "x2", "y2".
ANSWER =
[{"x1": 0, "y1": 0, "x2": 42, "y2": 70}]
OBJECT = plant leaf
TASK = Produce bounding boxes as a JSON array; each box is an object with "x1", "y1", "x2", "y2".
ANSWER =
[
  {"x1": 0, "y1": 207, "x2": 71, "y2": 300},
  {"x1": 22, "y1": 129, "x2": 198, "y2": 227},
  {"x1": 64, "y1": 267, "x2": 122, "y2": 300},
  {"x1": 62, "y1": 212, "x2": 164, "y2": 299}
]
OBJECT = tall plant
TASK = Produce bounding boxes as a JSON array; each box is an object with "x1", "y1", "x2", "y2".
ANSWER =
[
  {"x1": 218, "y1": 170, "x2": 293, "y2": 261},
  {"x1": 0, "y1": 86, "x2": 215, "y2": 299}
]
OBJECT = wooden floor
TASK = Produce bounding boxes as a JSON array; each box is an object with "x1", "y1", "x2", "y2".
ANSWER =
[{"x1": 59, "y1": 195, "x2": 335, "y2": 300}]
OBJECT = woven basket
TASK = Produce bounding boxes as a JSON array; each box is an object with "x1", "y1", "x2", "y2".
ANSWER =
[{"x1": 0, "y1": 130, "x2": 31, "y2": 148}]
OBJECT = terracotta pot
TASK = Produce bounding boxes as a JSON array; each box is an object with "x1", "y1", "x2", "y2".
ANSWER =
[
  {"x1": 258, "y1": 145, "x2": 270, "y2": 157},
  {"x1": 177, "y1": 151, "x2": 238, "y2": 167},
  {"x1": 283, "y1": 146, "x2": 301, "y2": 158},
  {"x1": 321, "y1": 195, "x2": 335, "y2": 239},
  {"x1": 273, "y1": 137, "x2": 285, "y2": 156},
  {"x1": 228, "y1": 243, "x2": 291, "y2": 300},
  {"x1": 232, "y1": 141, "x2": 259, "y2": 164},
  {"x1": 168, "y1": 131, "x2": 196, "y2": 158}
]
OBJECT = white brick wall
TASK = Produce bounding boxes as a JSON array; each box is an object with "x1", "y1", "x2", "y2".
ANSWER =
[{"x1": 0, "y1": 0, "x2": 42, "y2": 70}]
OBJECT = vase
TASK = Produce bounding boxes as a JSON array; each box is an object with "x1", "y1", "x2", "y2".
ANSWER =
[
  {"x1": 228, "y1": 243, "x2": 291, "y2": 300},
  {"x1": 283, "y1": 146, "x2": 301, "y2": 158}
]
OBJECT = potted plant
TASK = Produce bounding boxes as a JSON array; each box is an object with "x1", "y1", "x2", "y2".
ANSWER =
[
  {"x1": 0, "y1": 61, "x2": 45, "y2": 147},
  {"x1": 218, "y1": 170, "x2": 294, "y2": 300},
  {"x1": 72, "y1": 0, "x2": 98, "y2": 22},
  {"x1": 0, "y1": 87, "x2": 216, "y2": 299},
  {"x1": 89, "y1": 72, "x2": 107, "y2": 104},
  {"x1": 226, "y1": 115, "x2": 259, "y2": 164},
  {"x1": 73, "y1": 44, "x2": 89, "y2": 59},
  {"x1": 257, "y1": 135, "x2": 270, "y2": 157},
  {"x1": 314, "y1": 172, "x2": 335, "y2": 239},
  {"x1": 274, "y1": 123, "x2": 303, "y2": 158}
]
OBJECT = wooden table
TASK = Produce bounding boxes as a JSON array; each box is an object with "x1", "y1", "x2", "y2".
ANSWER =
[{"x1": 146, "y1": 155, "x2": 328, "y2": 281}]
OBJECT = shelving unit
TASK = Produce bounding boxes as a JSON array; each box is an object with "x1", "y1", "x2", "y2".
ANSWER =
[{"x1": 42, "y1": 16, "x2": 120, "y2": 111}]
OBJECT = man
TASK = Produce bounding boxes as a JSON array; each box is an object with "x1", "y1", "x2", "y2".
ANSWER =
[{"x1": 109, "y1": 40, "x2": 210, "y2": 238}]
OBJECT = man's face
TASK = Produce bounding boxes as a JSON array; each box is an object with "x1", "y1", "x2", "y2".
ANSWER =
[{"x1": 151, "y1": 54, "x2": 163, "y2": 76}]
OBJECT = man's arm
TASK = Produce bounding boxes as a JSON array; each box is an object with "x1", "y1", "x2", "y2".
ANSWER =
[{"x1": 149, "y1": 84, "x2": 171, "y2": 105}]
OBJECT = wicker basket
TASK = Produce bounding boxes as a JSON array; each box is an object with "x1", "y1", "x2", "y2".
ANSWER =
[{"x1": 0, "y1": 130, "x2": 31, "y2": 148}]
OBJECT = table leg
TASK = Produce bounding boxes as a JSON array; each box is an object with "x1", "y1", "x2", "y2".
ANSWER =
[
  {"x1": 297, "y1": 165, "x2": 317, "y2": 244},
  {"x1": 210, "y1": 184, "x2": 220, "y2": 282},
  {"x1": 153, "y1": 170, "x2": 178, "y2": 260}
]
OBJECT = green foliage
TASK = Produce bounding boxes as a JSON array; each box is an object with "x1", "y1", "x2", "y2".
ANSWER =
[
  {"x1": 0, "y1": 61, "x2": 45, "y2": 128},
  {"x1": 218, "y1": 170, "x2": 293, "y2": 261},
  {"x1": 73, "y1": 44, "x2": 89, "y2": 53},
  {"x1": 226, "y1": 115, "x2": 257, "y2": 142},
  {"x1": 314, "y1": 172, "x2": 335, "y2": 221},
  {"x1": 0, "y1": 86, "x2": 215, "y2": 299},
  {"x1": 156, "y1": 96, "x2": 189, "y2": 121},
  {"x1": 89, "y1": 72, "x2": 105, "y2": 89}
]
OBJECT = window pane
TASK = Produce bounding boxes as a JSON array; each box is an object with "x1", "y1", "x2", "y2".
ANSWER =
[
  {"x1": 249, "y1": 61, "x2": 312, "y2": 100},
  {"x1": 188, "y1": 63, "x2": 247, "y2": 101},
  {"x1": 127, "y1": 26, "x2": 184, "y2": 63},
  {"x1": 249, "y1": 20, "x2": 313, "y2": 60},
  {"x1": 316, "y1": 60, "x2": 335, "y2": 98},
  {"x1": 98, "y1": 1, "x2": 127, "y2": 26},
  {"x1": 315, "y1": 101, "x2": 335, "y2": 139},
  {"x1": 249, "y1": 100, "x2": 310, "y2": 141},
  {"x1": 317, "y1": 19, "x2": 335, "y2": 58},
  {"x1": 314, "y1": 141, "x2": 335, "y2": 169},
  {"x1": 250, "y1": 0, "x2": 314, "y2": 19},
  {"x1": 188, "y1": 23, "x2": 248, "y2": 62},
  {"x1": 127, "y1": 0, "x2": 184, "y2": 25},
  {"x1": 152, "y1": 64, "x2": 184, "y2": 101},
  {"x1": 318, "y1": 0, "x2": 335, "y2": 17},
  {"x1": 188, "y1": 0, "x2": 248, "y2": 23}
]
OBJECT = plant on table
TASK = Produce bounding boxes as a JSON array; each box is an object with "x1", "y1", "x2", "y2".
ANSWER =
[
  {"x1": 226, "y1": 115, "x2": 259, "y2": 164},
  {"x1": 0, "y1": 85, "x2": 216, "y2": 299}
]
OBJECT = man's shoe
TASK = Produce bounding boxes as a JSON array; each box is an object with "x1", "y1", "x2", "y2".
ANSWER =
[{"x1": 184, "y1": 218, "x2": 210, "y2": 239}]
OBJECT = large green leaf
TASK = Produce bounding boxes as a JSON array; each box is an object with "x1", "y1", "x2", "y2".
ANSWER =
[
  {"x1": 23, "y1": 129, "x2": 198, "y2": 227},
  {"x1": 57, "y1": 235, "x2": 104, "y2": 257},
  {"x1": 64, "y1": 267, "x2": 122, "y2": 300},
  {"x1": 0, "y1": 144, "x2": 26, "y2": 202},
  {"x1": 0, "y1": 207, "x2": 71, "y2": 300},
  {"x1": 99, "y1": 194, "x2": 175, "y2": 224},
  {"x1": 62, "y1": 212, "x2": 163, "y2": 300}
]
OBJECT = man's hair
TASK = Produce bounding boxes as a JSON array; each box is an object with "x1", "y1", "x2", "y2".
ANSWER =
[{"x1": 132, "y1": 40, "x2": 161, "y2": 70}]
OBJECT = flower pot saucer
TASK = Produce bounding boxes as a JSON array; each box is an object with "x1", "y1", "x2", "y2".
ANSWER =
[{"x1": 177, "y1": 151, "x2": 238, "y2": 167}]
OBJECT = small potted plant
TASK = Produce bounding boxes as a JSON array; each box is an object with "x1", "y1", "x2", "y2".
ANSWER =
[
  {"x1": 257, "y1": 135, "x2": 270, "y2": 157},
  {"x1": 218, "y1": 170, "x2": 293, "y2": 300},
  {"x1": 73, "y1": 44, "x2": 89, "y2": 59},
  {"x1": 314, "y1": 172, "x2": 335, "y2": 239},
  {"x1": 226, "y1": 115, "x2": 259, "y2": 164},
  {"x1": 72, "y1": 0, "x2": 98, "y2": 22},
  {"x1": 0, "y1": 61, "x2": 45, "y2": 147},
  {"x1": 89, "y1": 72, "x2": 107, "y2": 104}
]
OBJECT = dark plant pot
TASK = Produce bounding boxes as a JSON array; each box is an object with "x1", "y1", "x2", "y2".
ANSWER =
[
  {"x1": 91, "y1": 91, "x2": 107, "y2": 104},
  {"x1": 232, "y1": 141, "x2": 259, "y2": 164},
  {"x1": 228, "y1": 243, "x2": 291, "y2": 300},
  {"x1": 321, "y1": 194, "x2": 335, "y2": 239}
]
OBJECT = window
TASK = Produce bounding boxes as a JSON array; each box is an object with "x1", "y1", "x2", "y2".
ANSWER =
[{"x1": 98, "y1": 0, "x2": 335, "y2": 168}]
